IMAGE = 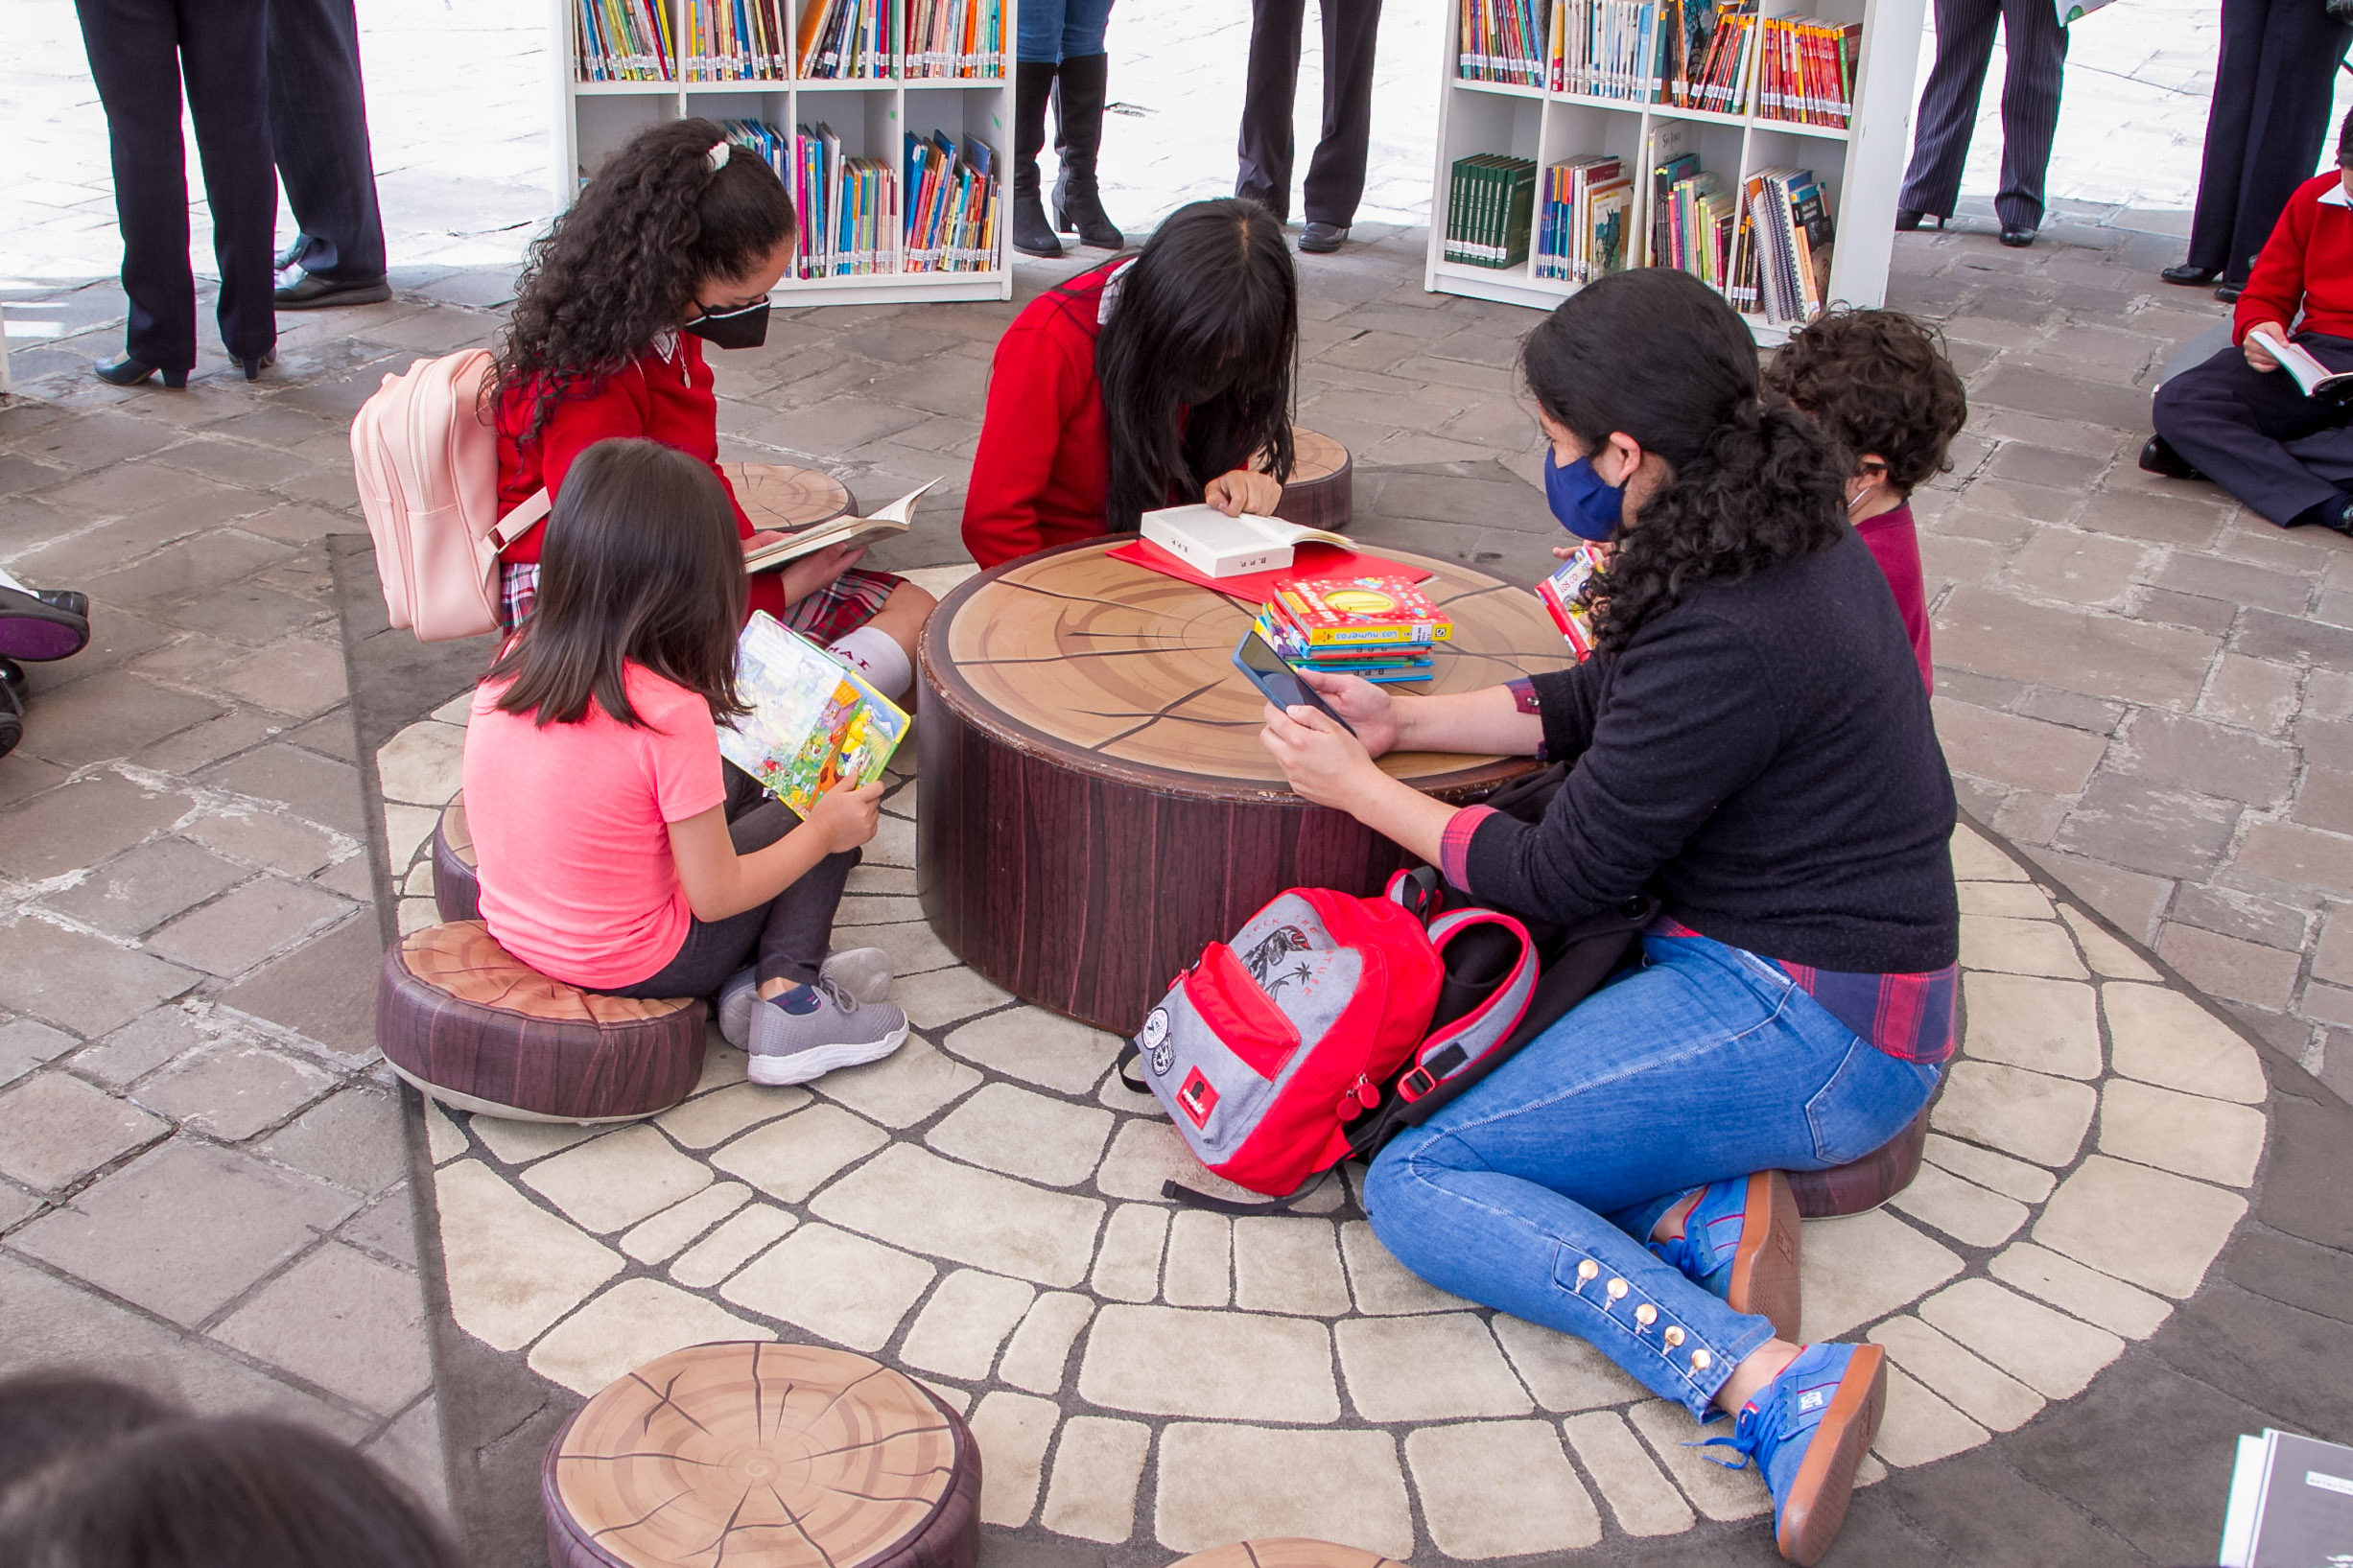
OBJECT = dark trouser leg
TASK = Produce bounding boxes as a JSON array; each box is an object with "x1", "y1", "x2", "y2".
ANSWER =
[
  {"x1": 2219, "y1": 0, "x2": 2353, "y2": 284},
  {"x1": 2152, "y1": 336, "x2": 2353, "y2": 525},
  {"x1": 268, "y1": 0, "x2": 388, "y2": 281},
  {"x1": 74, "y1": 0, "x2": 197, "y2": 370},
  {"x1": 1991, "y1": 0, "x2": 2066, "y2": 233},
  {"x1": 721, "y1": 762, "x2": 854, "y2": 990},
  {"x1": 2183, "y1": 0, "x2": 2268, "y2": 272},
  {"x1": 1236, "y1": 0, "x2": 1309, "y2": 222},
  {"x1": 1301, "y1": 0, "x2": 1383, "y2": 227},
  {"x1": 176, "y1": 0, "x2": 277, "y2": 363},
  {"x1": 1896, "y1": 0, "x2": 1999, "y2": 221}
]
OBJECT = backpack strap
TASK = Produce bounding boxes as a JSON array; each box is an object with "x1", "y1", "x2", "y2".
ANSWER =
[
  {"x1": 1160, "y1": 1168, "x2": 1335, "y2": 1216},
  {"x1": 488, "y1": 487, "x2": 551, "y2": 550},
  {"x1": 1393, "y1": 907, "x2": 1539, "y2": 1108},
  {"x1": 1114, "y1": 1040, "x2": 1151, "y2": 1094}
]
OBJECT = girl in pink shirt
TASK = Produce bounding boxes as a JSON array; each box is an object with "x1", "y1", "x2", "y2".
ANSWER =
[{"x1": 460, "y1": 438, "x2": 908, "y2": 1086}]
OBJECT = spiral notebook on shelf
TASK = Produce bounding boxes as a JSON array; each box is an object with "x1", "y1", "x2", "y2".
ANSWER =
[{"x1": 717, "y1": 611, "x2": 908, "y2": 813}]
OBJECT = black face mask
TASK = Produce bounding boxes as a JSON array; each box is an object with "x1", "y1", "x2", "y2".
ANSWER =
[{"x1": 682, "y1": 299, "x2": 770, "y2": 350}]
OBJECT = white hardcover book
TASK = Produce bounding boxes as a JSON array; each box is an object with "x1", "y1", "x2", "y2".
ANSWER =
[{"x1": 1140, "y1": 504, "x2": 1350, "y2": 578}]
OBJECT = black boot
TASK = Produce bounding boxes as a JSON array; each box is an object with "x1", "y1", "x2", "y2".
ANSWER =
[
  {"x1": 1050, "y1": 54, "x2": 1123, "y2": 249},
  {"x1": 0, "y1": 660, "x2": 21, "y2": 761},
  {"x1": 1013, "y1": 60, "x2": 1064, "y2": 259}
]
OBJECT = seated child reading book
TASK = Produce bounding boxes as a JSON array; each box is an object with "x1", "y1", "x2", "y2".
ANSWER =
[
  {"x1": 1762, "y1": 306, "x2": 1967, "y2": 692},
  {"x1": 460, "y1": 439, "x2": 909, "y2": 1086},
  {"x1": 2149, "y1": 109, "x2": 2353, "y2": 534}
]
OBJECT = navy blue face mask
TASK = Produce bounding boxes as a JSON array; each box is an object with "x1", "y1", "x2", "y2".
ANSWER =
[{"x1": 1544, "y1": 450, "x2": 1625, "y2": 542}]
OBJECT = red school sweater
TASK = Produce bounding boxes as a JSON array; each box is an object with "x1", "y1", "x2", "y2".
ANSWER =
[
  {"x1": 2236, "y1": 173, "x2": 2353, "y2": 346},
  {"x1": 962, "y1": 261, "x2": 1124, "y2": 569},
  {"x1": 495, "y1": 333, "x2": 787, "y2": 622}
]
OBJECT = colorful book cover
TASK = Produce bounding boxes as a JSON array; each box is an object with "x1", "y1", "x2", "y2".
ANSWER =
[
  {"x1": 1271, "y1": 576, "x2": 1454, "y2": 646},
  {"x1": 718, "y1": 612, "x2": 910, "y2": 813},
  {"x1": 1536, "y1": 546, "x2": 1604, "y2": 661}
]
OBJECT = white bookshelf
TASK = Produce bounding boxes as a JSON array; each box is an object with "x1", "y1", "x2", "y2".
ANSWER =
[
  {"x1": 550, "y1": 0, "x2": 1015, "y2": 307},
  {"x1": 1423, "y1": 0, "x2": 1925, "y2": 341}
]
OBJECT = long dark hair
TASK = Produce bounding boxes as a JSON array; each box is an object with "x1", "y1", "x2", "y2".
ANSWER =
[
  {"x1": 1095, "y1": 199, "x2": 1299, "y2": 531},
  {"x1": 485, "y1": 439, "x2": 748, "y2": 728},
  {"x1": 6, "y1": 1415, "x2": 461, "y2": 1568},
  {"x1": 496, "y1": 118, "x2": 796, "y2": 442},
  {"x1": 1522, "y1": 269, "x2": 1847, "y2": 653}
]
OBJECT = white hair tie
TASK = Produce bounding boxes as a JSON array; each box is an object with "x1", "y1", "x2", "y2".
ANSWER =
[{"x1": 705, "y1": 140, "x2": 732, "y2": 174}]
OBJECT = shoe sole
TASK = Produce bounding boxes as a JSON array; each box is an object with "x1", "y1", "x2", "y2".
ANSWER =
[
  {"x1": 1726, "y1": 1170, "x2": 1802, "y2": 1344},
  {"x1": 274, "y1": 283, "x2": 392, "y2": 310},
  {"x1": 746, "y1": 1022, "x2": 909, "y2": 1087},
  {"x1": 1775, "y1": 1345, "x2": 1887, "y2": 1566}
]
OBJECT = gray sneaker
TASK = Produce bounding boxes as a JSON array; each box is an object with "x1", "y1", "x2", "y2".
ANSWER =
[
  {"x1": 717, "y1": 948, "x2": 895, "y2": 1048},
  {"x1": 747, "y1": 978, "x2": 909, "y2": 1086}
]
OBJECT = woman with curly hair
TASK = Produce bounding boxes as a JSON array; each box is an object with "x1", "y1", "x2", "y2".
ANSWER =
[
  {"x1": 961, "y1": 198, "x2": 1298, "y2": 568},
  {"x1": 1256, "y1": 269, "x2": 1958, "y2": 1567},
  {"x1": 1763, "y1": 307, "x2": 1968, "y2": 691},
  {"x1": 493, "y1": 119, "x2": 932, "y2": 696}
]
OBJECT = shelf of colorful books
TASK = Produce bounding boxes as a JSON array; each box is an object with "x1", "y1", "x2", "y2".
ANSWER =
[{"x1": 1455, "y1": 77, "x2": 1551, "y2": 101}]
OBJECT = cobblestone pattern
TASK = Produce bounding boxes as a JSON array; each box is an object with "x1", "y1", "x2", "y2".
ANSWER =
[{"x1": 384, "y1": 699, "x2": 2263, "y2": 1559}]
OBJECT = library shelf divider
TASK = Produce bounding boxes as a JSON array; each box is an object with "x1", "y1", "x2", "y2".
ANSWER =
[
  {"x1": 1426, "y1": 0, "x2": 1925, "y2": 341},
  {"x1": 553, "y1": 0, "x2": 1015, "y2": 308}
]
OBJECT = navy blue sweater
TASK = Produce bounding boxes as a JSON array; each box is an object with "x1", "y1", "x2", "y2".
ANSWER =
[{"x1": 1458, "y1": 527, "x2": 1960, "y2": 974}]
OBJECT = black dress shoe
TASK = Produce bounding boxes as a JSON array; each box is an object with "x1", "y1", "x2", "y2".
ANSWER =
[
  {"x1": 1298, "y1": 222, "x2": 1350, "y2": 254},
  {"x1": 272, "y1": 270, "x2": 391, "y2": 310},
  {"x1": 0, "y1": 657, "x2": 23, "y2": 697},
  {"x1": 2160, "y1": 263, "x2": 2221, "y2": 286},
  {"x1": 240, "y1": 351, "x2": 277, "y2": 382},
  {"x1": 94, "y1": 356, "x2": 187, "y2": 389},
  {"x1": 0, "y1": 673, "x2": 21, "y2": 761},
  {"x1": 2139, "y1": 434, "x2": 2202, "y2": 480},
  {"x1": 2216, "y1": 282, "x2": 2244, "y2": 303},
  {"x1": 2000, "y1": 225, "x2": 2036, "y2": 247}
]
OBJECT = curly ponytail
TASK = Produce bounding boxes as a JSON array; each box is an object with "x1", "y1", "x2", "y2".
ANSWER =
[
  {"x1": 1520, "y1": 269, "x2": 1847, "y2": 654},
  {"x1": 495, "y1": 118, "x2": 797, "y2": 442}
]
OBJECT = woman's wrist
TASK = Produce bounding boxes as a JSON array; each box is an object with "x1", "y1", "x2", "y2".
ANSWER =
[{"x1": 1389, "y1": 691, "x2": 1425, "y2": 751}]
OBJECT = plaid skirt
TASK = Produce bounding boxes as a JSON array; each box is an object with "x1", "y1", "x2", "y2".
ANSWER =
[{"x1": 499, "y1": 563, "x2": 903, "y2": 645}]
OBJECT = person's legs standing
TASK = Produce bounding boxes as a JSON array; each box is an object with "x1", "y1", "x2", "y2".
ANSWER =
[
  {"x1": 73, "y1": 0, "x2": 197, "y2": 374},
  {"x1": 1989, "y1": 0, "x2": 2066, "y2": 236},
  {"x1": 1014, "y1": 0, "x2": 1066, "y2": 256},
  {"x1": 2153, "y1": 339, "x2": 2353, "y2": 527},
  {"x1": 1300, "y1": 0, "x2": 1383, "y2": 231},
  {"x1": 2180, "y1": 0, "x2": 2267, "y2": 276},
  {"x1": 176, "y1": 0, "x2": 277, "y2": 370},
  {"x1": 2218, "y1": 0, "x2": 2352, "y2": 287},
  {"x1": 1235, "y1": 0, "x2": 1310, "y2": 222},
  {"x1": 268, "y1": 0, "x2": 389, "y2": 290},
  {"x1": 1048, "y1": 0, "x2": 1122, "y2": 247},
  {"x1": 1896, "y1": 0, "x2": 2000, "y2": 222}
]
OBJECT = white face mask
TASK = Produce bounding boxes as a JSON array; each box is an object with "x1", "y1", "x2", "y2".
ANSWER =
[{"x1": 1846, "y1": 466, "x2": 1889, "y2": 516}]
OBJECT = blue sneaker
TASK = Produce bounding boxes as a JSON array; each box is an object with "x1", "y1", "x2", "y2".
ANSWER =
[
  {"x1": 1650, "y1": 1170, "x2": 1802, "y2": 1343},
  {"x1": 1706, "y1": 1342, "x2": 1887, "y2": 1565}
]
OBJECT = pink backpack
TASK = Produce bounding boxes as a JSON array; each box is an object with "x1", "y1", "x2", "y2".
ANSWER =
[{"x1": 350, "y1": 348, "x2": 549, "y2": 642}]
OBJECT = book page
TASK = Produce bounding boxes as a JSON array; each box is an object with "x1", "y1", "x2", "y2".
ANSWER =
[
  {"x1": 718, "y1": 612, "x2": 910, "y2": 813},
  {"x1": 2248, "y1": 330, "x2": 2336, "y2": 397}
]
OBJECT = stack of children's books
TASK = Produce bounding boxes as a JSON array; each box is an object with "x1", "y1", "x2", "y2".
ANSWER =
[
  {"x1": 718, "y1": 613, "x2": 910, "y2": 811},
  {"x1": 1535, "y1": 154, "x2": 1631, "y2": 282},
  {"x1": 1445, "y1": 155, "x2": 1541, "y2": 269},
  {"x1": 1257, "y1": 575, "x2": 1454, "y2": 685},
  {"x1": 796, "y1": 0, "x2": 894, "y2": 77},
  {"x1": 903, "y1": 0, "x2": 1005, "y2": 76},
  {"x1": 1459, "y1": 0, "x2": 1553, "y2": 85},
  {"x1": 792, "y1": 124, "x2": 900, "y2": 276},
  {"x1": 1753, "y1": 15, "x2": 1860, "y2": 128},
  {"x1": 680, "y1": 0, "x2": 789, "y2": 78},
  {"x1": 1739, "y1": 165, "x2": 1836, "y2": 323},
  {"x1": 576, "y1": 0, "x2": 674, "y2": 81},
  {"x1": 903, "y1": 132, "x2": 999, "y2": 270}
]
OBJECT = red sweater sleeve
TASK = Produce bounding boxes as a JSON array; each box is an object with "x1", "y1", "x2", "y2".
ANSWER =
[
  {"x1": 497, "y1": 368, "x2": 651, "y2": 563},
  {"x1": 2236, "y1": 178, "x2": 2322, "y2": 344},
  {"x1": 962, "y1": 314, "x2": 1094, "y2": 569}
]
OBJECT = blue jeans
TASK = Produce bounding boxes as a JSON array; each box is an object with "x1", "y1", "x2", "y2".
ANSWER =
[
  {"x1": 1363, "y1": 930, "x2": 1940, "y2": 1419},
  {"x1": 1018, "y1": 0, "x2": 1112, "y2": 62}
]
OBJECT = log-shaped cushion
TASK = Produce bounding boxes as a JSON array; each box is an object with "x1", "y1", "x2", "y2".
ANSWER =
[
  {"x1": 377, "y1": 921, "x2": 704, "y2": 1122},
  {"x1": 1269, "y1": 426, "x2": 1353, "y2": 532},
  {"x1": 432, "y1": 792, "x2": 481, "y2": 924},
  {"x1": 1173, "y1": 1542, "x2": 1405, "y2": 1568},
  {"x1": 1790, "y1": 1104, "x2": 1932, "y2": 1219},
  {"x1": 543, "y1": 1342, "x2": 979, "y2": 1568}
]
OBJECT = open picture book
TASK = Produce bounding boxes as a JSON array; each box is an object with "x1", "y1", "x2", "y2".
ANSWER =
[
  {"x1": 2246, "y1": 329, "x2": 2353, "y2": 401},
  {"x1": 739, "y1": 476, "x2": 941, "y2": 573},
  {"x1": 716, "y1": 611, "x2": 910, "y2": 814}
]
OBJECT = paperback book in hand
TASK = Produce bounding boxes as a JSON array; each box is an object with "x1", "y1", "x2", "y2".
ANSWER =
[{"x1": 718, "y1": 612, "x2": 909, "y2": 813}]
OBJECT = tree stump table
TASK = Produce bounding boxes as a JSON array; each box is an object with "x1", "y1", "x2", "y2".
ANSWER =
[
  {"x1": 917, "y1": 539, "x2": 1570, "y2": 1033},
  {"x1": 543, "y1": 1341, "x2": 979, "y2": 1568},
  {"x1": 721, "y1": 462, "x2": 856, "y2": 529},
  {"x1": 1269, "y1": 426, "x2": 1353, "y2": 531},
  {"x1": 1171, "y1": 1542, "x2": 1405, "y2": 1568}
]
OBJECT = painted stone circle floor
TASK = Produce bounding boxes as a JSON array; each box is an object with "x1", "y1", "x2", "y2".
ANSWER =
[{"x1": 348, "y1": 560, "x2": 2340, "y2": 1566}]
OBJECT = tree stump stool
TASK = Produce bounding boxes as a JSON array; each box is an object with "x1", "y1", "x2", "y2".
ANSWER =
[
  {"x1": 1269, "y1": 427, "x2": 1353, "y2": 532},
  {"x1": 721, "y1": 462, "x2": 857, "y2": 531},
  {"x1": 1171, "y1": 1541, "x2": 1405, "y2": 1568},
  {"x1": 377, "y1": 921, "x2": 705, "y2": 1123},
  {"x1": 1790, "y1": 1103, "x2": 1934, "y2": 1218},
  {"x1": 543, "y1": 1341, "x2": 980, "y2": 1568},
  {"x1": 432, "y1": 792, "x2": 480, "y2": 923},
  {"x1": 918, "y1": 539, "x2": 1570, "y2": 1032}
]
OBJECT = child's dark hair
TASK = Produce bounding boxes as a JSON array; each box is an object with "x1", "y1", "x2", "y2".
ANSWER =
[
  {"x1": 1522, "y1": 269, "x2": 1847, "y2": 654},
  {"x1": 5, "y1": 1414, "x2": 461, "y2": 1568},
  {"x1": 1094, "y1": 198, "x2": 1299, "y2": 531},
  {"x1": 486, "y1": 439, "x2": 748, "y2": 728},
  {"x1": 1761, "y1": 306, "x2": 1968, "y2": 493},
  {"x1": 0, "y1": 1371, "x2": 177, "y2": 1538},
  {"x1": 497, "y1": 118, "x2": 797, "y2": 442}
]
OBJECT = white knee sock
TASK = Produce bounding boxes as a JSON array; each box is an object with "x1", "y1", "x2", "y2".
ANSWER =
[{"x1": 827, "y1": 624, "x2": 912, "y2": 699}]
